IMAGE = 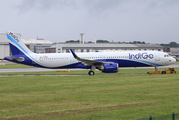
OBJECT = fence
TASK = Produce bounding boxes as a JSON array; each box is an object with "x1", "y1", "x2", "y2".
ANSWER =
[{"x1": 137, "y1": 113, "x2": 179, "y2": 120}]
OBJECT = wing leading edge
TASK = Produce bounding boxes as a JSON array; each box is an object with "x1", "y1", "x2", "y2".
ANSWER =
[{"x1": 70, "y1": 49, "x2": 109, "y2": 66}]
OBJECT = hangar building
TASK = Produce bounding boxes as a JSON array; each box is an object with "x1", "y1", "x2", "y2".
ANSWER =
[
  {"x1": 21, "y1": 39, "x2": 53, "y2": 53},
  {"x1": 45, "y1": 43, "x2": 164, "y2": 53}
]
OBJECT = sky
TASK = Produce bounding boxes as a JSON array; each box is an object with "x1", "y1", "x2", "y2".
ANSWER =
[{"x1": 0, "y1": 0, "x2": 179, "y2": 44}]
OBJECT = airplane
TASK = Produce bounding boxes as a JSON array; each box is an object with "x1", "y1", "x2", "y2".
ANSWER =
[{"x1": 4, "y1": 32, "x2": 176, "y2": 75}]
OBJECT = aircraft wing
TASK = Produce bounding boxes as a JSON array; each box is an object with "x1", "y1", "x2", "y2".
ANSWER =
[{"x1": 70, "y1": 49, "x2": 110, "y2": 66}]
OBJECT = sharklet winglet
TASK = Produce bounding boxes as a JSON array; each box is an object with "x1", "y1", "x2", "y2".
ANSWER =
[{"x1": 70, "y1": 49, "x2": 78, "y2": 59}]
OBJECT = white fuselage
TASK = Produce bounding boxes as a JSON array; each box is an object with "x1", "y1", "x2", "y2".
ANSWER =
[{"x1": 30, "y1": 51, "x2": 176, "y2": 68}]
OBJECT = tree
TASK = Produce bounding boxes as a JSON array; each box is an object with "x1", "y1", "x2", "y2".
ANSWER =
[
  {"x1": 160, "y1": 43, "x2": 169, "y2": 46},
  {"x1": 169, "y1": 42, "x2": 178, "y2": 47},
  {"x1": 96, "y1": 40, "x2": 110, "y2": 43},
  {"x1": 87, "y1": 41, "x2": 93, "y2": 43},
  {"x1": 141, "y1": 41, "x2": 145, "y2": 44},
  {"x1": 65, "y1": 40, "x2": 80, "y2": 43}
]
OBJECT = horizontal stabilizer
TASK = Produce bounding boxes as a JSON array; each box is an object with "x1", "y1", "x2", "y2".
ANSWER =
[{"x1": 6, "y1": 57, "x2": 24, "y2": 62}]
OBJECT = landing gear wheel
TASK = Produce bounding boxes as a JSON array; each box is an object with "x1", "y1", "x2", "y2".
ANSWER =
[
  {"x1": 88, "y1": 71, "x2": 95, "y2": 76},
  {"x1": 162, "y1": 71, "x2": 166, "y2": 74}
]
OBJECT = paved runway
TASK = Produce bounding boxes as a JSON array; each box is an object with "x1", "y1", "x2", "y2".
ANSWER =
[
  {"x1": 0, "y1": 68, "x2": 84, "y2": 73},
  {"x1": 120, "y1": 64, "x2": 179, "y2": 69},
  {"x1": 0, "y1": 64, "x2": 178, "y2": 73}
]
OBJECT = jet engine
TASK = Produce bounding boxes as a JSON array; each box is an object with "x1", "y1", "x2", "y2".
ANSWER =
[{"x1": 98, "y1": 63, "x2": 119, "y2": 73}]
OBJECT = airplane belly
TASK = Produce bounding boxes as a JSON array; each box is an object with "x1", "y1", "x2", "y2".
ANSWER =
[{"x1": 39, "y1": 60, "x2": 72, "y2": 68}]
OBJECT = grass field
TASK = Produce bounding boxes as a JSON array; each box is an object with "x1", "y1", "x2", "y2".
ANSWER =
[{"x1": 0, "y1": 67, "x2": 179, "y2": 120}]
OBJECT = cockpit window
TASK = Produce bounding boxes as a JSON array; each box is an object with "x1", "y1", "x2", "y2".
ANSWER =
[{"x1": 164, "y1": 54, "x2": 170, "y2": 57}]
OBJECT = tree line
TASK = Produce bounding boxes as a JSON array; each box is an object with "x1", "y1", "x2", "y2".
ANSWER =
[
  {"x1": 65, "y1": 40, "x2": 179, "y2": 47},
  {"x1": 65, "y1": 40, "x2": 146, "y2": 44},
  {"x1": 160, "y1": 42, "x2": 179, "y2": 47}
]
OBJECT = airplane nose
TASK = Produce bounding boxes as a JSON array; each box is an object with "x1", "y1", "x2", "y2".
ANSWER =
[
  {"x1": 168, "y1": 57, "x2": 176, "y2": 65},
  {"x1": 173, "y1": 58, "x2": 176, "y2": 64},
  {"x1": 170, "y1": 57, "x2": 176, "y2": 64}
]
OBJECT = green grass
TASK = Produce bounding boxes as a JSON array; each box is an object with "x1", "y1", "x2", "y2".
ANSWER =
[
  {"x1": 175, "y1": 61, "x2": 179, "y2": 64},
  {"x1": 0, "y1": 70, "x2": 179, "y2": 120},
  {"x1": 0, "y1": 63, "x2": 179, "y2": 119}
]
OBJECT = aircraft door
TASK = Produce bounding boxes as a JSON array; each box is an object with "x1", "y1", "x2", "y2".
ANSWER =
[{"x1": 155, "y1": 52, "x2": 160, "y2": 61}]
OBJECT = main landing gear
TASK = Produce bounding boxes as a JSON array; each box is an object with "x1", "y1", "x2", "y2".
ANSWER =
[
  {"x1": 88, "y1": 65, "x2": 96, "y2": 76},
  {"x1": 88, "y1": 71, "x2": 95, "y2": 76}
]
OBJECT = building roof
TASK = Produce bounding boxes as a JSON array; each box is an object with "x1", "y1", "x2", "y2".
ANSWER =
[
  {"x1": 21, "y1": 39, "x2": 53, "y2": 44},
  {"x1": 135, "y1": 44, "x2": 163, "y2": 48},
  {"x1": 51, "y1": 43, "x2": 163, "y2": 48}
]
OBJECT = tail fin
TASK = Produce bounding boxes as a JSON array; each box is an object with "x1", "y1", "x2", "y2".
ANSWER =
[{"x1": 6, "y1": 32, "x2": 33, "y2": 55}]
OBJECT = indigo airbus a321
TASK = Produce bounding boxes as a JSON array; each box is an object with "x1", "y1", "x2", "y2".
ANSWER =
[{"x1": 4, "y1": 32, "x2": 176, "y2": 75}]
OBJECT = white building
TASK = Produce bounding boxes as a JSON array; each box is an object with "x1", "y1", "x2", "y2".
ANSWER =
[
  {"x1": 45, "y1": 43, "x2": 164, "y2": 53},
  {"x1": 21, "y1": 39, "x2": 53, "y2": 53},
  {"x1": 170, "y1": 48, "x2": 179, "y2": 61}
]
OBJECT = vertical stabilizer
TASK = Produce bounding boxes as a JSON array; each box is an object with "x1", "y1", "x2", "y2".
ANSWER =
[{"x1": 6, "y1": 32, "x2": 33, "y2": 55}]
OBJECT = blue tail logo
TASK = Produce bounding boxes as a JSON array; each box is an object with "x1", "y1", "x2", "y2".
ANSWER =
[{"x1": 9, "y1": 32, "x2": 19, "y2": 42}]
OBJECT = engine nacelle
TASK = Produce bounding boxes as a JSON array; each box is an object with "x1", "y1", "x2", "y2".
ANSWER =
[{"x1": 98, "y1": 63, "x2": 119, "y2": 73}]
